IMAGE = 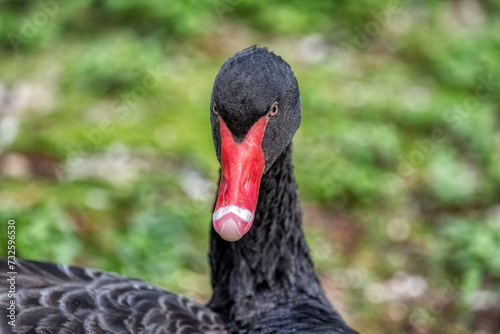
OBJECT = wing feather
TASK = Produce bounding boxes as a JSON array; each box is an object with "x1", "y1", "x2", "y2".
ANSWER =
[{"x1": 0, "y1": 259, "x2": 227, "y2": 334}]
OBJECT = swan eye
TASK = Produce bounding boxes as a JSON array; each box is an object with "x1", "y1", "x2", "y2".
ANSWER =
[
  {"x1": 269, "y1": 102, "x2": 278, "y2": 117},
  {"x1": 213, "y1": 103, "x2": 219, "y2": 115}
]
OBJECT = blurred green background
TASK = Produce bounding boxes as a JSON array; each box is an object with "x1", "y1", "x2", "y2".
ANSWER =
[{"x1": 1, "y1": 0, "x2": 500, "y2": 333}]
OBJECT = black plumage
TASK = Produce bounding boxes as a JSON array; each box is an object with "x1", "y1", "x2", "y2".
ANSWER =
[
  {"x1": 0, "y1": 46, "x2": 358, "y2": 334},
  {"x1": 208, "y1": 145, "x2": 356, "y2": 333},
  {"x1": 0, "y1": 260, "x2": 227, "y2": 334}
]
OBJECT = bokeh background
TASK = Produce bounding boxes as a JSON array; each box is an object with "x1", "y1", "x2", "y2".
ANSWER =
[{"x1": 1, "y1": 1, "x2": 500, "y2": 333}]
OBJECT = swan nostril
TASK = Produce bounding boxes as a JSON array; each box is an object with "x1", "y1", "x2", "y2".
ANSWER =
[{"x1": 243, "y1": 175, "x2": 252, "y2": 192}]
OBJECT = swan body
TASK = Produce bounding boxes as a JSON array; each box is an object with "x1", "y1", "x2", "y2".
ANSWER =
[
  {"x1": 0, "y1": 46, "x2": 358, "y2": 334},
  {"x1": 0, "y1": 260, "x2": 226, "y2": 334}
]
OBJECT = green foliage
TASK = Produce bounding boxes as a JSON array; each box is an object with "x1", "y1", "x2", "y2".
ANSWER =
[{"x1": 432, "y1": 215, "x2": 500, "y2": 294}]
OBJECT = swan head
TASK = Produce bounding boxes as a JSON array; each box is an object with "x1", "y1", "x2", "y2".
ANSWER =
[{"x1": 210, "y1": 46, "x2": 301, "y2": 241}]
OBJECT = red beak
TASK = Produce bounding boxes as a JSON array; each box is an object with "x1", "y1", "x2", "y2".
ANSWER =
[{"x1": 213, "y1": 116, "x2": 269, "y2": 241}]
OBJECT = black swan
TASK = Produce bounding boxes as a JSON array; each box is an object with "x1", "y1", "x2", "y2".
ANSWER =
[{"x1": 0, "y1": 46, "x2": 358, "y2": 334}]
